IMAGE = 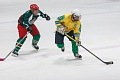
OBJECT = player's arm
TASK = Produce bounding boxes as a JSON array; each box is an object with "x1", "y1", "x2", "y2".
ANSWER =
[
  {"x1": 55, "y1": 15, "x2": 65, "y2": 27},
  {"x1": 74, "y1": 24, "x2": 81, "y2": 46},
  {"x1": 23, "y1": 12, "x2": 33, "y2": 33},
  {"x1": 39, "y1": 10, "x2": 50, "y2": 21},
  {"x1": 55, "y1": 15, "x2": 66, "y2": 35},
  {"x1": 74, "y1": 24, "x2": 81, "y2": 40},
  {"x1": 23, "y1": 11, "x2": 32, "y2": 28}
]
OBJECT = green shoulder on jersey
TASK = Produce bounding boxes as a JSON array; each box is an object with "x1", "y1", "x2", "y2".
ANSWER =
[{"x1": 18, "y1": 10, "x2": 45, "y2": 28}]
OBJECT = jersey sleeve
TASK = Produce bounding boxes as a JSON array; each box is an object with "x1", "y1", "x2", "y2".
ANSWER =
[
  {"x1": 74, "y1": 24, "x2": 81, "y2": 40},
  {"x1": 23, "y1": 11, "x2": 31, "y2": 28},
  {"x1": 38, "y1": 10, "x2": 45, "y2": 18},
  {"x1": 55, "y1": 15, "x2": 65, "y2": 27}
]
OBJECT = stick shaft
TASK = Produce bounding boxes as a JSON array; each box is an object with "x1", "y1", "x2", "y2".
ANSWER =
[
  {"x1": 64, "y1": 33, "x2": 106, "y2": 63},
  {"x1": 80, "y1": 45, "x2": 105, "y2": 63},
  {"x1": 3, "y1": 33, "x2": 29, "y2": 60}
]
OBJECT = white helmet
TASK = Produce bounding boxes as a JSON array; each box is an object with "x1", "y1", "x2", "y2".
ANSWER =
[
  {"x1": 71, "y1": 9, "x2": 81, "y2": 21},
  {"x1": 71, "y1": 9, "x2": 81, "y2": 17}
]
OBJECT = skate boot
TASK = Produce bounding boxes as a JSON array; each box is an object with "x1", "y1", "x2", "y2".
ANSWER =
[
  {"x1": 32, "y1": 44, "x2": 39, "y2": 50},
  {"x1": 12, "y1": 50, "x2": 19, "y2": 57},
  {"x1": 74, "y1": 53, "x2": 82, "y2": 59},
  {"x1": 61, "y1": 47, "x2": 65, "y2": 52}
]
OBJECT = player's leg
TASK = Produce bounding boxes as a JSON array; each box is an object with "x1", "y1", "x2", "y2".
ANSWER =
[
  {"x1": 71, "y1": 41, "x2": 82, "y2": 59},
  {"x1": 12, "y1": 24, "x2": 27, "y2": 57},
  {"x1": 67, "y1": 30, "x2": 82, "y2": 59},
  {"x1": 30, "y1": 24, "x2": 40, "y2": 50},
  {"x1": 55, "y1": 31, "x2": 65, "y2": 52}
]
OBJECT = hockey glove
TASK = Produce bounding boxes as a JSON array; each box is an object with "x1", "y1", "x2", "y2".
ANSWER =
[
  {"x1": 76, "y1": 40, "x2": 81, "y2": 46},
  {"x1": 26, "y1": 27, "x2": 32, "y2": 33},
  {"x1": 57, "y1": 26, "x2": 65, "y2": 35},
  {"x1": 44, "y1": 14, "x2": 50, "y2": 21}
]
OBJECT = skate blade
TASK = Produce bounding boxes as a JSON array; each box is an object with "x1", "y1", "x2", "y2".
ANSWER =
[
  {"x1": 67, "y1": 58, "x2": 82, "y2": 61},
  {"x1": 75, "y1": 57, "x2": 82, "y2": 60},
  {"x1": 32, "y1": 45, "x2": 39, "y2": 51},
  {"x1": 11, "y1": 54, "x2": 18, "y2": 57}
]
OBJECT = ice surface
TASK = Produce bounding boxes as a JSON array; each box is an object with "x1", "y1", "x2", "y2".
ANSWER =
[{"x1": 0, "y1": 0, "x2": 120, "y2": 80}]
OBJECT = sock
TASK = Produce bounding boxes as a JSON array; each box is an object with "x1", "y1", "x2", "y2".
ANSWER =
[
  {"x1": 14, "y1": 38, "x2": 26, "y2": 52},
  {"x1": 32, "y1": 34, "x2": 40, "y2": 45},
  {"x1": 71, "y1": 41, "x2": 78, "y2": 54}
]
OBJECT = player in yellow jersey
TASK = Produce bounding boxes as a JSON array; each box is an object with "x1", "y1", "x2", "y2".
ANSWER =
[{"x1": 55, "y1": 9, "x2": 82, "y2": 59}]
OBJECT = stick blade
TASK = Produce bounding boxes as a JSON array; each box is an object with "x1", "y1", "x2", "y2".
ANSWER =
[
  {"x1": 0, "y1": 58, "x2": 4, "y2": 61},
  {"x1": 105, "y1": 61, "x2": 113, "y2": 65}
]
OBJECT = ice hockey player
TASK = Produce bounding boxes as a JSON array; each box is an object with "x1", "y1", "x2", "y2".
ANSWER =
[
  {"x1": 55, "y1": 9, "x2": 82, "y2": 59},
  {"x1": 12, "y1": 4, "x2": 50, "y2": 57}
]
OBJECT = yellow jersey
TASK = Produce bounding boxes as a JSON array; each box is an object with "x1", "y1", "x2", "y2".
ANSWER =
[{"x1": 55, "y1": 14, "x2": 81, "y2": 40}]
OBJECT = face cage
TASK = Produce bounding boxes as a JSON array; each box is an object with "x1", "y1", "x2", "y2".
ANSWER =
[{"x1": 72, "y1": 14, "x2": 81, "y2": 21}]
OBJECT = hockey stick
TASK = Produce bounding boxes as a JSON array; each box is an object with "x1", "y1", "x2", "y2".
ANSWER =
[
  {"x1": 64, "y1": 33, "x2": 113, "y2": 65},
  {"x1": 0, "y1": 32, "x2": 29, "y2": 61}
]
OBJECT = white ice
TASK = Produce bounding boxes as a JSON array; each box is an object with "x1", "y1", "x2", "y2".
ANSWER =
[{"x1": 0, "y1": 0, "x2": 120, "y2": 80}]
